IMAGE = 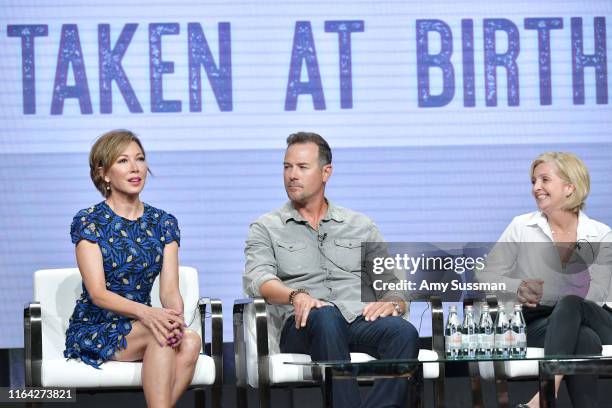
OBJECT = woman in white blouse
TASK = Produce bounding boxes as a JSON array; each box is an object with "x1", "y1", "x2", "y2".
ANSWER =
[{"x1": 482, "y1": 152, "x2": 612, "y2": 408}]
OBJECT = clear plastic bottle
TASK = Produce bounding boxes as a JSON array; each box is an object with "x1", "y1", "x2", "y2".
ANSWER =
[
  {"x1": 445, "y1": 305, "x2": 462, "y2": 359},
  {"x1": 477, "y1": 304, "x2": 494, "y2": 358},
  {"x1": 462, "y1": 305, "x2": 478, "y2": 359},
  {"x1": 510, "y1": 304, "x2": 527, "y2": 358},
  {"x1": 494, "y1": 304, "x2": 511, "y2": 358}
]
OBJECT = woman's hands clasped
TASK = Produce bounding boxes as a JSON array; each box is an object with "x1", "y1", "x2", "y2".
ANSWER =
[
  {"x1": 139, "y1": 306, "x2": 186, "y2": 347},
  {"x1": 517, "y1": 279, "x2": 544, "y2": 307}
]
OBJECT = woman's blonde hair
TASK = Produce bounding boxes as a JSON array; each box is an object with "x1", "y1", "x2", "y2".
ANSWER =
[
  {"x1": 89, "y1": 129, "x2": 147, "y2": 197},
  {"x1": 530, "y1": 152, "x2": 590, "y2": 213}
]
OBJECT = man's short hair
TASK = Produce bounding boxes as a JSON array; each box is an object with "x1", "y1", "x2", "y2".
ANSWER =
[{"x1": 286, "y1": 132, "x2": 332, "y2": 167}]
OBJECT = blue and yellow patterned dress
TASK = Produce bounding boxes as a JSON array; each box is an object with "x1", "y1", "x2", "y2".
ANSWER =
[{"x1": 64, "y1": 201, "x2": 180, "y2": 368}]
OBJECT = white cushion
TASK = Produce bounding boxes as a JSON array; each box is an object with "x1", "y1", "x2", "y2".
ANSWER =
[
  {"x1": 499, "y1": 345, "x2": 612, "y2": 379},
  {"x1": 496, "y1": 347, "x2": 545, "y2": 379},
  {"x1": 33, "y1": 267, "x2": 213, "y2": 386},
  {"x1": 477, "y1": 348, "x2": 545, "y2": 380},
  {"x1": 265, "y1": 350, "x2": 438, "y2": 386},
  {"x1": 419, "y1": 349, "x2": 440, "y2": 379},
  {"x1": 478, "y1": 361, "x2": 496, "y2": 381},
  {"x1": 41, "y1": 354, "x2": 215, "y2": 387},
  {"x1": 268, "y1": 352, "x2": 375, "y2": 384},
  {"x1": 479, "y1": 345, "x2": 612, "y2": 380}
]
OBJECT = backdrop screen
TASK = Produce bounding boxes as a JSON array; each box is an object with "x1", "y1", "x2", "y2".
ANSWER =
[{"x1": 1, "y1": 0, "x2": 611, "y2": 347}]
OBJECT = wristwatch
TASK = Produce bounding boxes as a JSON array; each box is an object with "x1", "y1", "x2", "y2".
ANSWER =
[
  {"x1": 391, "y1": 301, "x2": 403, "y2": 315},
  {"x1": 289, "y1": 289, "x2": 309, "y2": 305}
]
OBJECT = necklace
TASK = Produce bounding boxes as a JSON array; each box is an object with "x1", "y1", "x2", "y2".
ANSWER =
[{"x1": 550, "y1": 218, "x2": 578, "y2": 236}]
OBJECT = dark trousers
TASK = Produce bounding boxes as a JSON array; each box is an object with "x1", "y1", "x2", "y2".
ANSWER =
[
  {"x1": 280, "y1": 306, "x2": 419, "y2": 408},
  {"x1": 526, "y1": 296, "x2": 612, "y2": 408}
]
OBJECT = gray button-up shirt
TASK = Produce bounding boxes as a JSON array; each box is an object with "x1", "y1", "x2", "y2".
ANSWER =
[{"x1": 244, "y1": 200, "x2": 406, "y2": 333}]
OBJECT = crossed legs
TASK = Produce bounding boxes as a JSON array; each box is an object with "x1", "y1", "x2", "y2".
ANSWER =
[
  {"x1": 114, "y1": 321, "x2": 201, "y2": 407},
  {"x1": 525, "y1": 296, "x2": 612, "y2": 407}
]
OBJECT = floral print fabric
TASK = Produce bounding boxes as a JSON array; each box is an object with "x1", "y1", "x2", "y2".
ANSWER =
[{"x1": 64, "y1": 201, "x2": 180, "y2": 368}]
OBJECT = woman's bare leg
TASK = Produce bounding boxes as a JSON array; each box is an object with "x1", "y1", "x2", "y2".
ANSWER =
[
  {"x1": 113, "y1": 321, "x2": 177, "y2": 408},
  {"x1": 169, "y1": 329, "x2": 201, "y2": 406}
]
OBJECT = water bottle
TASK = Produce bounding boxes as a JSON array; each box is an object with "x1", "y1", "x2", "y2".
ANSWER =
[
  {"x1": 462, "y1": 305, "x2": 478, "y2": 359},
  {"x1": 477, "y1": 304, "x2": 494, "y2": 358},
  {"x1": 511, "y1": 304, "x2": 527, "y2": 358},
  {"x1": 445, "y1": 305, "x2": 462, "y2": 359},
  {"x1": 494, "y1": 304, "x2": 511, "y2": 358}
]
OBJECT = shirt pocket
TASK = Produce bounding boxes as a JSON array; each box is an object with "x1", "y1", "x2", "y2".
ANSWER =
[
  {"x1": 275, "y1": 240, "x2": 309, "y2": 276},
  {"x1": 333, "y1": 238, "x2": 363, "y2": 272}
]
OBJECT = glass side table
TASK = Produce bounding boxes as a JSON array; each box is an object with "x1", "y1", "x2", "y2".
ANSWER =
[{"x1": 285, "y1": 354, "x2": 612, "y2": 408}]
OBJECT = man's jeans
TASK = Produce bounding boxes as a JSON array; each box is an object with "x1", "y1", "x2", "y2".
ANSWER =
[{"x1": 280, "y1": 306, "x2": 419, "y2": 408}]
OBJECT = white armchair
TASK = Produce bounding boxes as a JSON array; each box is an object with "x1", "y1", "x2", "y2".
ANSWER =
[
  {"x1": 23, "y1": 266, "x2": 223, "y2": 407},
  {"x1": 233, "y1": 297, "x2": 444, "y2": 408}
]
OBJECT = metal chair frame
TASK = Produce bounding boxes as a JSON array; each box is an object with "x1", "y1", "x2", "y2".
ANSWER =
[
  {"x1": 233, "y1": 296, "x2": 446, "y2": 408},
  {"x1": 24, "y1": 297, "x2": 224, "y2": 408}
]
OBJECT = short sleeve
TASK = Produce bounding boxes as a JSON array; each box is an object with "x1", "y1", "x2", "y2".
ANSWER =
[
  {"x1": 161, "y1": 213, "x2": 180, "y2": 246},
  {"x1": 70, "y1": 209, "x2": 99, "y2": 245}
]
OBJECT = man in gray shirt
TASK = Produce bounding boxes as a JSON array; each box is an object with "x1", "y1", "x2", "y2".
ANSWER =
[{"x1": 244, "y1": 132, "x2": 419, "y2": 408}]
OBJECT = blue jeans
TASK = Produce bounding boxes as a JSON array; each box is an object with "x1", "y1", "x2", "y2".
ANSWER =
[{"x1": 280, "y1": 306, "x2": 419, "y2": 408}]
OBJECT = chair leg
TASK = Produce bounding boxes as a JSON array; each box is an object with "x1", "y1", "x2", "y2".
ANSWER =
[
  {"x1": 468, "y1": 362, "x2": 484, "y2": 408},
  {"x1": 494, "y1": 361, "x2": 509, "y2": 408},
  {"x1": 194, "y1": 388, "x2": 206, "y2": 408},
  {"x1": 236, "y1": 384, "x2": 248, "y2": 408},
  {"x1": 433, "y1": 378, "x2": 445, "y2": 408},
  {"x1": 287, "y1": 387, "x2": 294, "y2": 408},
  {"x1": 259, "y1": 384, "x2": 271, "y2": 408},
  {"x1": 408, "y1": 367, "x2": 424, "y2": 408},
  {"x1": 211, "y1": 385, "x2": 222, "y2": 408},
  {"x1": 321, "y1": 367, "x2": 333, "y2": 408}
]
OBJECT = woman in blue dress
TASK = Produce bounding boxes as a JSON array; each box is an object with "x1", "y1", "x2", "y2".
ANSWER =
[{"x1": 64, "y1": 129, "x2": 201, "y2": 407}]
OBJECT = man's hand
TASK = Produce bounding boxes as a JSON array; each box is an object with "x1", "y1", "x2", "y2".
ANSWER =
[
  {"x1": 362, "y1": 301, "x2": 403, "y2": 321},
  {"x1": 517, "y1": 279, "x2": 544, "y2": 308},
  {"x1": 293, "y1": 293, "x2": 329, "y2": 328}
]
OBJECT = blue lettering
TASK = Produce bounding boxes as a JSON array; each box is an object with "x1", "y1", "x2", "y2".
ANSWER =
[
  {"x1": 149, "y1": 23, "x2": 181, "y2": 113},
  {"x1": 7, "y1": 25, "x2": 48, "y2": 114},
  {"x1": 324, "y1": 20, "x2": 364, "y2": 109},
  {"x1": 484, "y1": 19, "x2": 520, "y2": 107},
  {"x1": 461, "y1": 19, "x2": 475, "y2": 107},
  {"x1": 188, "y1": 22, "x2": 232, "y2": 112},
  {"x1": 285, "y1": 21, "x2": 325, "y2": 111},
  {"x1": 571, "y1": 17, "x2": 607, "y2": 105},
  {"x1": 98, "y1": 24, "x2": 143, "y2": 114},
  {"x1": 51, "y1": 24, "x2": 93, "y2": 115},
  {"x1": 525, "y1": 18, "x2": 563, "y2": 105},
  {"x1": 416, "y1": 19, "x2": 455, "y2": 108}
]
